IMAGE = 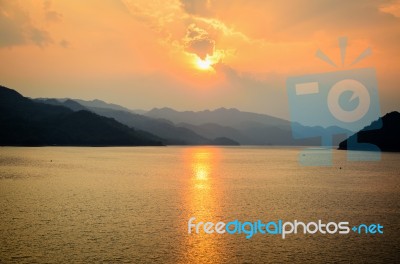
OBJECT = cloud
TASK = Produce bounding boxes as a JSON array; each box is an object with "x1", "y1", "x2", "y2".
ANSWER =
[
  {"x1": 0, "y1": 0, "x2": 52, "y2": 48},
  {"x1": 59, "y1": 39, "x2": 70, "y2": 48},
  {"x1": 184, "y1": 24, "x2": 215, "y2": 59},
  {"x1": 0, "y1": 2, "x2": 26, "y2": 47},
  {"x1": 180, "y1": 0, "x2": 212, "y2": 16},
  {"x1": 45, "y1": 10, "x2": 62, "y2": 23},
  {"x1": 380, "y1": 0, "x2": 400, "y2": 18},
  {"x1": 120, "y1": 0, "x2": 229, "y2": 67},
  {"x1": 118, "y1": 0, "x2": 400, "y2": 75},
  {"x1": 43, "y1": 0, "x2": 63, "y2": 23},
  {"x1": 120, "y1": 0, "x2": 181, "y2": 32},
  {"x1": 30, "y1": 28, "x2": 52, "y2": 47},
  {"x1": 43, "y1": 0, "x2": 51, "y2": 10}
]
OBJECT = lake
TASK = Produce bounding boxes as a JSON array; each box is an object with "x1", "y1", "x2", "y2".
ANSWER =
[{"x1": 0, "y1": 147, "x2": 399, "y2": 263}]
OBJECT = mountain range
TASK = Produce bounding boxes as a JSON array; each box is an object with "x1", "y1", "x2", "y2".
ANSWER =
[
  {"x1": 0, "y1": 86, "x2": 162, "y2": 146},
  {"x1": 34, "y1": 98, "x2": 233, "y2": 145},
  {"x1": 3, "y1": 84, "x2": 395, "y2": 149},
  {"x1": 145, "y1": 107, "x2": 353, "y2": 146},
  {"x1": 35, "y1": 98, "x2": 353, "y2": 146}
]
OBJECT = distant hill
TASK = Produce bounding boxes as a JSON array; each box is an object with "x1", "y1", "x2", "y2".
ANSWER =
[
  {"x1": 36, "y1": 99, "x2": 240, "y2": 145},
  {"x1": 0, "y1": 86, "x2": 163, "y2": 146},
  {"x1": 146, "y1": 107, "x2": 289, "y2": 127},
  {"x1": 145, "y1": 107, "x2": 350, "y2": 146},
  {"x1": 34, "y1": 98, "x2": 88, "y2": 112},
  {"x1": 28, "y1": 96, "x2": 353, "y2": 147},
  {"x1": 211, "y1": 137, "x2": 240, "y2": 146},
  {"x1": 71, "y1": 99, "x2": 143, "y2": 114},
  {"x1": 81, "y1": 106, "x2": 213, "y2": 145},
  {"x1": 178, "y1": 122, "x2": 253, "y2": 144},
  {"x1": 338, "y1": 111, "x2": 400, "y2": 152}
]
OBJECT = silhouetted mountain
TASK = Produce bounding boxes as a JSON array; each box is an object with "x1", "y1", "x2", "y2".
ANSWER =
[
  {"x1": 338, "y1": 111, "x2": 400, "y2": 152},
  {"x1": 146, "y1": 107, "x2": 350, "y2": 145},
  {"x1": 0, "y1": 86, "x2": 163, "y2": 146},
  {"x1": 36, "y1": 97, "x2": 241, "y2": 145},
  {"x1": 73, "y1": 106, "x2": 238, "y2": 145}
]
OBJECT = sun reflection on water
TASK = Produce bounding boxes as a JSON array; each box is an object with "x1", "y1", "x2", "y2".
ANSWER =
[
  {"x1": 193, "y1": 155, "x2": 211, "y2": 189},
  {"x1": 181, "y1": 147, "x2": 225, "y2": 263}
]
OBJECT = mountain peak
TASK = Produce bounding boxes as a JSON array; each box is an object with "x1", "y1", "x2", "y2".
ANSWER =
[
  {"x1": 383, "y1": 111, "x2": 400, "y2": 119},
  {"x1": 147, "y1": 107, "x2": 177, "y2": 114},
  {"x1": 0, "y1": 86, "x2": 163, "y2": 146},
  {"x1": 93, "y1": 99, "x2": 106, "y2": 103},
  {"x1": 0, "y1": 85, "x2": 23, "y2": 98},
  {"x1": 214, "y1": 107, "x2": 240, "y2": 113},
  {"x1": 339, "y1": 111, "x2": 400, "y2": 152}
]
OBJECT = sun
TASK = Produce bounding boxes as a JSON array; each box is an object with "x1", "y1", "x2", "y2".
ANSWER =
[
  {"x1": 196, "y1": 57, "x2": 212, "y2": 70},
  {"x1": 192, "y1": 52, "x2": 224, "y2": 72}
]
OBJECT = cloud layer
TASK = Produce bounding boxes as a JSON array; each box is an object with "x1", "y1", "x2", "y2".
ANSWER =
[{"x1": 0, "y1": 0, "x2": 399, "y2": 117}]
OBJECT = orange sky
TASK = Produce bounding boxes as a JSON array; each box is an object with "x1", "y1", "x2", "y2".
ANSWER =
[{"x1": 1, "y1": 0, "x2": 399, "y2": 118}]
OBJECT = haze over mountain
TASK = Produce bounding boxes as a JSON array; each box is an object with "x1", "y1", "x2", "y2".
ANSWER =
[
  {"x1": 76, "y1": 106, "x2": 213, "y2": 145},
  {"x1": 146, "y1": 107, "x2": 289, "y2": 128},
  {"x1": 34, "y1": 98, "x2": 88, "y2": 112},
  {"x1": 72, "y1": 99, "x2": 146, "y2": 115},
  {"x1": 145, "y1": 107, "x2": 351, "y2": 146},
  {"x1": 33, "y1": 96, "x2": 353, "y2": 146},
  {"x1": 4, "y1": 85, "x2": 357, "y2": 147},
  {"x1": 36, "y1": 99, "x2": 225, "y2": 145},
  {"x1": 0, "y1": 86, "x2": 163, "y2": 146},
  {"x1": 339, "y1": 111, "x2": 400, "y2": 152}
]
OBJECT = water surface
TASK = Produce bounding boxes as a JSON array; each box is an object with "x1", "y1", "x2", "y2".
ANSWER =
[{"x1": 0, "y1": 147, "x2": 399, "y2": 263}]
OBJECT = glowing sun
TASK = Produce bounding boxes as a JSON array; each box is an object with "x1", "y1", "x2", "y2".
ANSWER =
[{"x1": 196, "y1": 57, "x2": 212, "y2": 70}]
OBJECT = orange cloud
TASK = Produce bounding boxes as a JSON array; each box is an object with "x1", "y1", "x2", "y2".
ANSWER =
[
  {"x1": 0, "y1": 0, "x2": 399, "y2": 117},
  {"x1": 380, "y1": 0, "x2": 400, "y2": 18}
]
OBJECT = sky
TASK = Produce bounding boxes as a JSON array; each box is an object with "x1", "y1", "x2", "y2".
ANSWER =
[{"x1": 1, "y1": 0, "x2": 399, "y2": 119}]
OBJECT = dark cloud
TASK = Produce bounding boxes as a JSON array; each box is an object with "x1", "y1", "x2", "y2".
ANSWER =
[
  {"x1": 187, "y1": 38, "x2": 214, "y2": 59},
  {"x1": 59, "y1": 39, "x2": 70, "y2": 48},
  {"x1": 0, "y1": 1, "x2": 30, "y2": 47},
  {"x1": 184, "y1": 24, "x2": 215, "y2": 59},
  {"x1": 0, "y1": 1, "x2": 52, "y2": 48},
  {"x1": 45, "y1": 10, "x2": 62, "y2": 23},
  {"x1": 30, "y1": 28, "x2": 52, "y2": 47},
  {"x1": 180, "y1": 0, "x2": 212, "y2": 16},
  {"x1": 43, "y1": 0, "x2": 62, "y2": 23}
]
